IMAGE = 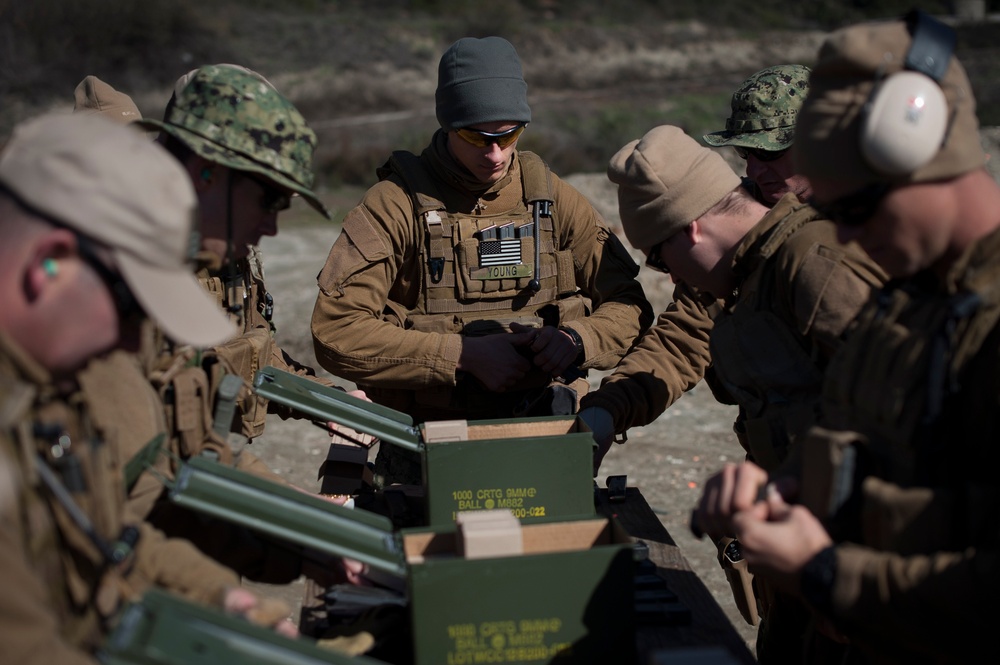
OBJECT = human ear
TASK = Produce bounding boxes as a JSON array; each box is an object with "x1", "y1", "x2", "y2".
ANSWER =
[
  {"x1": 25, "y1": 231, "x2": 75, "y2": 300},
  {"x1": 685, "y1": 220, "x2": 702, "y2": 244}
]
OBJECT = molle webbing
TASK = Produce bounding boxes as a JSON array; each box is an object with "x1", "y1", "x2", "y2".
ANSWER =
[
  {"x1": 755, "y1": 204, "x2": 818, "y2": 260},
  {"x1": 382, "y1": 150, "x2": 570, "y2": 319},
  {"x1": 383, "y1": 151, "x2": 449, "y2": 285}
]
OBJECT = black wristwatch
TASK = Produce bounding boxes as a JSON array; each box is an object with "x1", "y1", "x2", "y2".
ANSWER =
[
  {"x1": 559, "y1": 326, "x2": 585, "y2": 360},
  {"x1": 800, "y1": 545, "x2": 837, "y2": 612}
]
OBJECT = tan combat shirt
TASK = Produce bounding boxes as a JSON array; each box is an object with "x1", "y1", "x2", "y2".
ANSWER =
[
  {"x1": 0, "y1": 332, "x2": 238, "y2": 665},
  {"x1": 794, "y1": 225, "x2": 1000, "y2": 664},
  {"x1": 583, "y1": 194, "x2": 887, "y2": 468}
]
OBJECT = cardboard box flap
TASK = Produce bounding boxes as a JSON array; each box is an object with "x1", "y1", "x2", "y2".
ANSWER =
[
  {"x1": 400, "y1": 516, "x2": 623, "y2": 563},
  {"x1": 170, "y1": 456, "x2": 407, "y2": 578},
  {"x1": 253, "y1": 367, "x2": 422, "y2": 452},
  {"x1": 462, "y1": 416, "x2": 588, "y2": 440},
  {"x1": 456, "y1": 509, "x2": 523, "y2": 559},
  {"x1": 420, "y1": 419, "x2": 468, "y2": 443}
]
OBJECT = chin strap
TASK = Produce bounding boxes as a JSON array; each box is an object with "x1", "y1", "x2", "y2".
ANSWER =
[{"x1": 224, "y1": 169, "x2": 243, "y2": 321}]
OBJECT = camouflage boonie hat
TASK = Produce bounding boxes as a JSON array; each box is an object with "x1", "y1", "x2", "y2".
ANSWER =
[
  {"x1": 138, "y1": 65, "x2": 329, "y2": 218},
  {"x1": 703, "y1": 64, "x2": 811, "y2": 152}
]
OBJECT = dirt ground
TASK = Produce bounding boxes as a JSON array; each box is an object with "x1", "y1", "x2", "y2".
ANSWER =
[{"x1": 241, "y1": 173, "x2": 756, "y2": 656}]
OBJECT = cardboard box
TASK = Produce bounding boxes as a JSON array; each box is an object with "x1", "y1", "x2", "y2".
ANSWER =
[
  {"x1": 253, "y1": 367, "x2": 596, "y2": 525},
  {"x1": 101, "y1": 587, "x2": 377, "y2": 665}
]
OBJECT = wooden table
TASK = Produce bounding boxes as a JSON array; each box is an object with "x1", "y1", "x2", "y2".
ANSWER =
[{"x1": 596, "y1": 486, "x2": 756, "y2": 665}]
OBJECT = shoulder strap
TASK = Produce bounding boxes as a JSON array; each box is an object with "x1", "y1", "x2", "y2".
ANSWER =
[
  {"x1": 378, "y1": 151, "x2": 447, "y2": 215},
  {"x1": 379, "y1": 150, "x2": 450, "y2": 284},
  {"x1": 518, "y1": 151, "x2": 554, "y2": 204},
  {"x1": 518, "y1": 152, "x2": 556, "y2": 293},
  {"x1": 757, "y1": 202, "x2": 820, "y2": 261}
]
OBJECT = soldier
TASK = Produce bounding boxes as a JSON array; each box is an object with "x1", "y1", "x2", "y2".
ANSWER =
[
  {"x1": 580, "y1": 124, "x2": 885, "y2": 663},
  {"x1": 0, "y1": 113, "x2": 295, "y2": 664},
  {"x1": 68, "y1": 75, "x2": 182, "y2": 525},
  {"x1": 72, "y1": 75, "x2": 142, "y2": 123},
  {"x1": 137, "y1": 64, "x2": 361, "y2": 450},
  {"x1": 692, "y1": 11, "x2": 998, "y2": 664},
  {"x1": 310, "y1": 36, "x2": 653, "y2": 486},
  {"x1": 703, "y1": 64, "x2": 813, "y2": 206},
  {"x1": 131, "y1": 64, "x2": 369, "y2": 585}
]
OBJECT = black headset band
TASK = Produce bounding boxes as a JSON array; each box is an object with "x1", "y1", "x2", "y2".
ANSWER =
[{"x1": 904, "y1": 9, "x2": 956, "y2": 82}]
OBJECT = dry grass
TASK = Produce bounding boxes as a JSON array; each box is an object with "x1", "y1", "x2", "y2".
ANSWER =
[{"x1": 2, "y1": 0, "x2": 996, "y2": 184}]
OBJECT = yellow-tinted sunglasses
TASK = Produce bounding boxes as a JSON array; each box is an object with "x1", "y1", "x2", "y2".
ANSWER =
[{"x1": 455, "y1": 123, "x2": 526, "y2": 149}]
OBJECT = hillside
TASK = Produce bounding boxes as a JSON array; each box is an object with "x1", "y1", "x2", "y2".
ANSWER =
[{"x1": 3, "y1": 1, "x2": 1000, "y2": 187}]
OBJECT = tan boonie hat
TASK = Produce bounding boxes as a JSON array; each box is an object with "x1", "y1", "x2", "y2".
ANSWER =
[
  {"x1": 608, "y1": 125, "x2": 741, "y2": 252},
  {"x1": 0, "y1": 113, "x2": 235, "y2": 348},
  {"x1": 704, "y1": 64, "x2": 811, "y2": 152},
  {"x1": 794, "y1": 16, "x2": 985, "y2": 192},
  {"x1": 73, "y1": 75, "x2": 142, "y2": 124}
]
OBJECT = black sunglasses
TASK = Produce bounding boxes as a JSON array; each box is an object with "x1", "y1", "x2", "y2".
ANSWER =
[
  {"x1": 75, "y1": 234, "x2": 145, "y2": 321},
  {"x1": 734, "y1": 146, "x2": 787, "y2": 162},
  {"x1": 645, "y1": 240, "x2": 670, "y2": 274},
  {"x1": 242, "y1": 172, "x2": 292, "y2": 213},
  {"x1": 455, "y1": 123, "x2": 527, "y2": 149},
  {"x1": 810, "y1": 183, "x2": 891, "y2": 227}
]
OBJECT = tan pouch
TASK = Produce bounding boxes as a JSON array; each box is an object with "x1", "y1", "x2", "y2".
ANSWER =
[
  {"x1": 163, "y1": 366, "x2": 213, "y2": 460},
  {"x1": 210, "y1": 327, "x2": 273, "y2": 439},
  {"x1": 798, "y1": 426, "x2": 865, "y2": 521},
  {"x1": 717, "y1": 536, "x2": 759, "y2": 626},
  {"x1": 860, "y1": 476, "x2": 949, "y2": 553}
]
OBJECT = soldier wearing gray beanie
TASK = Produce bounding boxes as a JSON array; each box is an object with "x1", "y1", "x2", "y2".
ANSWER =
[
  {"x1": 436, "y1": 36, "x2": 532, "y2": 131},
  {"x1": 312, "y1": 35, "x2": 653, "y2": 491}
]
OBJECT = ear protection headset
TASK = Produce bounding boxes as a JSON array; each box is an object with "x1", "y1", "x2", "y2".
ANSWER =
[{"x1": 860, "y1": 9, "x2": 957, "y2": 176}]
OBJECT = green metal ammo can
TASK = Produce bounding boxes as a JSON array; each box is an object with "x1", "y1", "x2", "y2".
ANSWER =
[{"x1": 253, "y1": 367, "x2": 596, "y2": 525}]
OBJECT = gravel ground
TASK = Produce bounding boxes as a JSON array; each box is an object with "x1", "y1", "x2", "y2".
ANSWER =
[{"x1": 241, "y1": 179, "x2": 758, "y2": 657}]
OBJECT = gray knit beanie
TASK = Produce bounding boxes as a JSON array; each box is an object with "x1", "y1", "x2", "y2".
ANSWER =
[{"x1": 436, "y1": 36, "x2": 531, "y2": 130}]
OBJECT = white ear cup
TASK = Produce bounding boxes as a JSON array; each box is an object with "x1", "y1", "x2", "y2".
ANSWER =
[{"x1": 861, "y1": 70, "x2": 949, "y2": 176}]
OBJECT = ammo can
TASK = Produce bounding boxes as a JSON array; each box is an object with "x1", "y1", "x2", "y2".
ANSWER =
[
  {"x1": 101, "y1": 587, "x2": 376, "y2": 664},
  {"x1": 253, "y1": 367, "x2": 596, "y2": 525},
  {"x1": 168, "y1": 457, "x2": 637, "y2": 665}
]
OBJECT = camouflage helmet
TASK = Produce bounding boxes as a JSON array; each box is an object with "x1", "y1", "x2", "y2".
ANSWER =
[
  {"x1": 703, "y1": 64, "x2": 811, "y2": 152},
  {"x1": 139, "y1": 64, "x2": 329, "y2": 218}
]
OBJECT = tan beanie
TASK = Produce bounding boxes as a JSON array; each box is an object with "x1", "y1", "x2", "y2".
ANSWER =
[
  {"x1": 73, "y1": 76, "x2": 142, "y2": 124},
  {"x1": 794, "y1": 17, "x2": 985, "y2": 192},
  {"x1": 608, "y1": 125, "x2": 741, "y2": 251}
]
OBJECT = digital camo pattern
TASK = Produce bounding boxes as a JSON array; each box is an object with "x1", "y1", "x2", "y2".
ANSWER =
[
  {"x1": 141, "y1": 64, "x2": 328, "y2": 217},
  {"x1": 703, "y1": 64, "x2": 811, "y2": 152}
]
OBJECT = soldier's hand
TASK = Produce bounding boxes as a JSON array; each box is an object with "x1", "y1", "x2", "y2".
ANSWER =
[
  {"x1": 578, "y1": 406, "x2": 615, "y2": 476},
  {"x1": 510, "y1": 322, "x2": 578, "y2": 377},
  {"x1": 302, "y1": 553, "x2": 372, "y2": 588},
  {"x1": 457, "y1": 332, "x2": 534, "y2": 391},
  {"x1": 690, "y1": 461, "x2": 769, "y2": 540},
  {"x1": 731, "y1": 485, "x2": 833, "y2": 597},
  {"x1": 346, "y1": 389, "x2": 370, "y2": 401},
  {"x1": 323, "y1": 390, "x2": 371, "y2": 436},
  {"x1": 223, "y1": 588, "x2": 298, "y2": 638}
]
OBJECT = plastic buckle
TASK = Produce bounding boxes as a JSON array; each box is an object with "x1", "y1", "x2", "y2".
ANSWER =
[
  {"x1": 606, "y1": 474, "x2": 627, "y2": 503},
  {"x1": 429, "y1": 258, "x2": 444, "y2": 283}
]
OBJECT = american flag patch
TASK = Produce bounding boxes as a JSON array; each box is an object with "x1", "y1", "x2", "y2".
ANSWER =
[{"x1": 479, "y1": 239, "x2": 521, "y2": 266}]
